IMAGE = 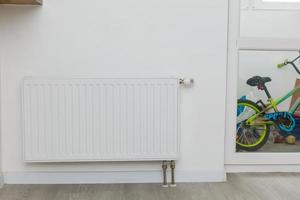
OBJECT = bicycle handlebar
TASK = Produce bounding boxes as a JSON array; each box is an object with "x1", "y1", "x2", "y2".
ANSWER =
[{"x1": 277, "y1": 50, "x2": 300, "y2": 75}]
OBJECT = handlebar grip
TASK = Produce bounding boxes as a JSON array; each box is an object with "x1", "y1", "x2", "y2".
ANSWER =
[
  {"x1": 277, "y1": 59, "x2": 288, "y2": 69},
  {"x1": 277, "y1": 63, "x2": 286, "y2": 68}
]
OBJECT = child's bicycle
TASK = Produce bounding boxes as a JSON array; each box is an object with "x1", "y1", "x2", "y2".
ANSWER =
[{"x1": 237, "y1": 51, "x2": 300, "y2": 151}]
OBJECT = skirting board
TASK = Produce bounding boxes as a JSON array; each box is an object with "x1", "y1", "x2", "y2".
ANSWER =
[
  {"x1": 226, "y1": 164, "x2": 300, "y2": 172},
  {"x1": 3, "y1": 170, "x2": 226, "y2": 184}
]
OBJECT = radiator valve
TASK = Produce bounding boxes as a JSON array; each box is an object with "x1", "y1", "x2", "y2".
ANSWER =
[{"x1": 179, "y1": 78, "x2": 194, "y2": 86}]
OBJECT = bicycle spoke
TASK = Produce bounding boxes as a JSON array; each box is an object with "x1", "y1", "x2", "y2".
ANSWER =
[
  {"x1": 237, "y1": 134, "x2": 243, "y2": 143},
  {"x1": 252, "y1": 127, "x2": 265, "y2": 131},
  {"x1": 251, "y1": 135, "x2": 258, "y2": 144},
  {"x1": 252, "y1": 129, "x2": 262, "y2": 138},
  {"x1": 243, "y1": 133, "x2": 251, "y2": 145},
  {"x1": 236, "y1": 124, "x2": 266, "y2": 145}
]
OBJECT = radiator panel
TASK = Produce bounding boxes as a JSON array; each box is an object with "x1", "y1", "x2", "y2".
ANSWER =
[{"x1": 22, "y1": 78, "x2": 179, "y2": 162}]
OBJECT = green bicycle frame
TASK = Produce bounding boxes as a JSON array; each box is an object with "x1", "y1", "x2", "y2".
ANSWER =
[{"x1": 246, "y1": 85, "x2": 300, "y2": 125}]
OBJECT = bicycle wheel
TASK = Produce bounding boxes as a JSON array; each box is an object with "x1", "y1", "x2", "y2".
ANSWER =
[{"x1": 236, "y1": 99, "x2": 269, "y2": 152}]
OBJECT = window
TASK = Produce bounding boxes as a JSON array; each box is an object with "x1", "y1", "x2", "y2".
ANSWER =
[
  {"x1": 254, "y1": 0, "x2": 300, "y2": 10},
  {"x1": 263, "y1": 0, "x2": 300, "y2": 2},
  {"x1": 226, "y1": 0, "x2": 300, "y2": 164}
]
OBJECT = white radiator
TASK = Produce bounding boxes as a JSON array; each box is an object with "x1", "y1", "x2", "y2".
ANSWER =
[{"x1": 22, "y1": 78, "x2": 180, "y2": 162}]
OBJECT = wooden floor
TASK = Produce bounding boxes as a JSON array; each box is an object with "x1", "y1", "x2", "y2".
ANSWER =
[{"x1": 0, "y1": 173, "x2": 300, "y2": 200}]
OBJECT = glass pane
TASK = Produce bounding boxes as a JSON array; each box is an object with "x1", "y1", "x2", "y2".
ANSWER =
[
  {"x1": 240, "y1": 0, "x2": 300, "y2": 38},
  {"x1": 263, "y1": 0, "x2": 300, "y2": 2},
  {"x1": 237, "y1": 50, "x2": 300, "y2": 152}
]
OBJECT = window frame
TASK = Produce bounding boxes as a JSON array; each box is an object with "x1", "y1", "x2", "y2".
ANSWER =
[
  {"x1": 226, "y1": 0, "x2": 300, "y2": 166},
  {"x1": 254, "y1": 0, "x2": 300, "y2": 10}
]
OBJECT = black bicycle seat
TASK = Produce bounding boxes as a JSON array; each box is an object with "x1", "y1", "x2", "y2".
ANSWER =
[{"x1": 247, "y1": 76, "x2": 272, "y2": 87}]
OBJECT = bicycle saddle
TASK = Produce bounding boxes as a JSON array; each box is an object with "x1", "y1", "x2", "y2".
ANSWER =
[{"x1": 247, "y1": 76, "x2": 272, "y2": 87}]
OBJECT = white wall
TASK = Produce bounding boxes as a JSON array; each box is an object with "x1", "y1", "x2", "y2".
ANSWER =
[{"x1": 0, "y1": 0, "x2": 228, "y2": 183}]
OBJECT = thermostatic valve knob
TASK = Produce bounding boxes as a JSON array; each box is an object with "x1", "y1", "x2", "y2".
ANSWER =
[{"x1": 179, "y1": 78, "x2": 194, "y2": 86}]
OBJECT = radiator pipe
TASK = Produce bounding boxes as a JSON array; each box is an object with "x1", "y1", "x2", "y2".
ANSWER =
[
  {"x1": 162, "y1": 160, "x2": 168, "y2": 187},
  {"x1": 170, "y1": 160, "x2": 176, "y2": 187}
]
